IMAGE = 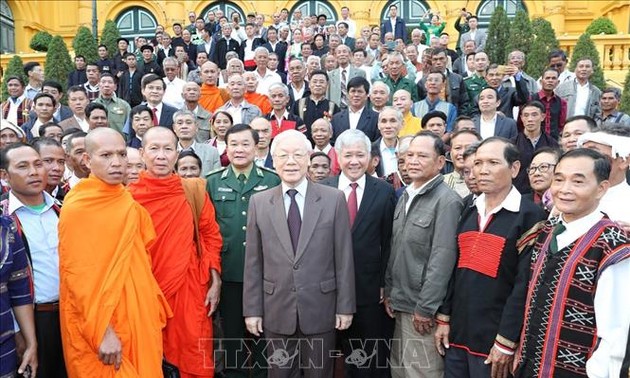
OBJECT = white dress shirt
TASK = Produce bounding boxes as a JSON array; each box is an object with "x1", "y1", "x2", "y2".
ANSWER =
[
  {"x1": 348, "y1": 106, "x2": 365, "y2": 130},
  {"x1": 254, "y1": 69, "x2": 282, "y2": 96},
  {"x1": 598, "y1": 181, "x2": 630, "y2": 223},
  {"x1": 338, "y1": 173, "x2": 365, "y2": 210},
  {"x1": 74, "y1": 115, "x2": 89, "y2": 132},
  {"x1": 163, "y1": 77, "x2": 186, "y2": 109},
  {"x1": 9, "y1": 191, "x2": 60, "y2": 303},
  {"x1": 479, "y1": 113, "x2": 497, "y2": 140},
  {"x1": 379, "y1": 139, "x2": 398, "y2": 177},
  {"x1": 149, "y1": 102, "x2": 163, "y2": 124},
  {"x1": 223, "y1": 101, "x2": 244, "y2": 125},
  {"x1": 574, "y1": 80, "x2": 590, "y2": 116},
  {"x1": 282, "y1": 178, "x2": 308, "y2": 219}
]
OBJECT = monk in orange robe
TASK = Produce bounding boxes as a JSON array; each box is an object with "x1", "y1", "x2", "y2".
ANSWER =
[
  {"x1": 129, "y1": 126, "x2": 223, "y2": 378},
  {"x1": 243, "y1": 72, "x2": 273, "y2": 114},
  {"x1": 199, "y1": 61, "x2": 230, "y2": 113},
  {"x1": 58, "y1": 128, "x2": 170, "y2": 377}
]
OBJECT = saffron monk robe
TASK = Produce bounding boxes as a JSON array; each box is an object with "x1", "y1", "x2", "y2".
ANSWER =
[
  {"x1": 129, "y1": 126, "x2": 223, "y2": 378},
  {"x1": 58, "y1": 128, "x2": 171, "y2": 377}
]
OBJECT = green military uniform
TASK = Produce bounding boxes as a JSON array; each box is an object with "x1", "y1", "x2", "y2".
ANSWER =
[
  {"x1": 383, "y1": 75, "x2": 420, "y2": 103},
  {"x1": 93, "y1": 94, "x2": 131, "y2": 134},
  {"x1": 464, "y1": 74, "x2": 488, "y2": 103},
  {"x1": 207, "y1": 164, "x2": 280, "y2": 378}
]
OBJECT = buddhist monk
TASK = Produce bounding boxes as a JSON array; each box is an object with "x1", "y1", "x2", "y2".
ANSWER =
[
  {"x1": 129, "y1": 126, "x2": 223, "y2": 378},
  {"x1": 243, "y1": 71, "x2": 273, "y2": 114},
  {"x1": 58, "y1": 127, "x2": 171, "y2": 377},
  {"x1": 199, "y1": 61, "x2": 230, "y2": 113}
]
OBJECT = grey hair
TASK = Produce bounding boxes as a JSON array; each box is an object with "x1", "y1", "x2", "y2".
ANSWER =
[
  {"x1": 227, "y1": 58, "x2": 244, "y2": 69},
  {"x1": 225, "y1": 51, "x2": 239, "y2": 61},
  {"x1": 398, "y1": 135, "x2": 414, "y2": 154},
  {"x1": 162, "y1": 57, "x2": 179, "y2": 66},
  {"x1": 371, "y1": 81, "x2": 391, "y2": 96},
  {"x1": 254, "y1": 46, "x2": 270, "y2": 55},
  {"x1": 378, "y1": 106, "x2": 403, "y2": 123},
  {"x1": 268, "y1": 82, "x2": 289, "y2": 97},
  {"x1": 388, "y1": 51, "x2": 405, "y2": 62},
  {"x1": 172, "y1": 109, "x2": 196, "y2": 122},
  {"x1": 270, "y1": 130, "x2": 313, "y2": 155},
  {"x1": 334, "y1": 129, "x2": 371, "y2": 155}
]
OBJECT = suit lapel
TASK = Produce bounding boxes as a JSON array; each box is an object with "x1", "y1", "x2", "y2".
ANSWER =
[
  {"x1": 353, "y1": 176, "x2": 377, "y2": 231},
  {"x1": 295, "y1": 182, "x2": 323, "y2": 261},
  {"x1": 269, "y1": 187, "x2": 295, "y2": 259}
]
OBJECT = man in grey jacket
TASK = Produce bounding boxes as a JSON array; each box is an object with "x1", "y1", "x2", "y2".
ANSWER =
[
  {"x1": 218, "y1": 73, "x2": 262, "y2": 125},
  {"x1": 555, "y1": 57, "x2": 601, "y2": 119},
  {"x1": 384, "y1": 131, "x2": 463, "y2": 378}
]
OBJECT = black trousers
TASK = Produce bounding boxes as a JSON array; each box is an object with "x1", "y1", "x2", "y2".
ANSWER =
[
  {"x1": 34, "y1": 309, "x2": 67, "y2": 378},
  {"x1": 219, "y1": 281, "x2": 267, "y2": 378}
]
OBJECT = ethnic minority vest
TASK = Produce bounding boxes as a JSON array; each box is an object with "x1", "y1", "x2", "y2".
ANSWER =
[
  {"x1": 516, "y1": 217, "x2": 630, "y2": 378},
  {"x1": 2, "y1": 98, "x2": 32, "y2": 127}
]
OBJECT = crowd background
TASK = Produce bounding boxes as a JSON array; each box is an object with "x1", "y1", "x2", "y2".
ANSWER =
[{"x1": 1, "y1": 1, "x2": 630, "y2": 378}]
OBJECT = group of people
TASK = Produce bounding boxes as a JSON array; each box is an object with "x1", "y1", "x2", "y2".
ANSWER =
[{"x1": 1, "y1": 4, "x2": 629, "y2": 378}]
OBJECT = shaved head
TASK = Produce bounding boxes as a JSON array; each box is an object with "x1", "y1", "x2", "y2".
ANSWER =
[
  {"x1": 85, "y1": 128, "x2": 125, "y2": 155},
  {"x1": 142, "y1": 126, "x2": 178, "y2": 148}
]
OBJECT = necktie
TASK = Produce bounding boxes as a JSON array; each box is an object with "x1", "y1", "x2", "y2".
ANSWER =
[
  {"x1": 152, "y1": 107, "x2": 159, "y2": 126},
  {"x1": 287, "y1": 189, "x2": 301, "y2": 253},
  {"x1": 340, "y1": 69, "x2": 348, "y2": 109},
  {"x1": 549, "y1": 222, "x2": 566, "y2": 254},
  {"x1": 347, "y1": 182, "x2": 358, "y2": 227},
  {"x1": 238, "y1": 173, "x2": 246, "y2": 188}
]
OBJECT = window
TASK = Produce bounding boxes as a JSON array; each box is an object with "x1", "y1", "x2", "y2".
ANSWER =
[
  {"x1": 477, "y1": 0, "x2": 527, "y2": 28},
  {"x1": 380, "y1": 0, "x2": 429, "y2": 26},
  {"x1": 290, "y1": 1, "x2": 338, "y2": 25},
  {"x1": 115, "y1": 7, "x2": 158, "y2": 51},
  {"x1": 1, "y1": 0, "x2": 15, "y2": 53},
  {"x1": 202, "y1": 1, "x2": 245, "y2": 25}
]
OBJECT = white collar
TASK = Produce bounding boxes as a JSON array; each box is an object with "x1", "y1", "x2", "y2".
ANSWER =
[
  {"x1": 147, "y1": 102, "x2": 163, "y2": 112},
  {"x1": 560, "y1": 208, "x2": 604, "y2": 230},
  {"x1": 380, "y1": 138, "x2": 398, "y2": 152},
  {"x1": 282, "y1": 177, "x2": 308, "y2": 197},
  {"x1": 8, "y1": 190, "x2": 55, "y2": 215},
  {"x1": 339, "y1": 173, "x2": 366, "y2": 191},
  {"x1": 316, "y1": 144, "x2": 332, "y2": 154},
  {"x1": 349, "y1": 106, "x2": 365, "y2": 115},
  {"x1": 476, "y1": 186, "x2": 522, "y2": 216}
]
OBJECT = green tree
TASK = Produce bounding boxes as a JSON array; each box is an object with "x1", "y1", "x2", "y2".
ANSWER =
[
  {"x1": 29, "y1": 31, "x2": 53, "y2": 52},
  {"x1": 526, "y1": 18, "x2": 560, "y2": 79},
  {"x1": 585, "y1": 17, "x2": 618, "y2": 35},
  {"x1": 72, "y1": 26, "x2": 99, "y2": 64},
  {"x1": 44, "y1": 36, "x2": 74, "y2": 96},
  {"x1": 569, "y1": 33, "x2": 606, "y2": 90},
  {"x1": 485, "y1": 6, "x2": 511, "y2": 65},
  {"x1": 100, "y1": 20, "x2": 121, "y2": 58},
  {"x1": 620, "y1": 70, "x2": 630, "y2": 114},
  {"x1": 506, "y1": 10, "x2": 533, "y2": 63},
  {"x1": 1, "y1": 55, "x2": 26, "y2": 102}
]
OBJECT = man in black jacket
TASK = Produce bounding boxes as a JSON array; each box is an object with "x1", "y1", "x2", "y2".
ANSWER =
[
  {"x1": 67, "y1": 55, "x2": 87, "y2": 87},
  {"x1": 138, "y1": 45, "x2": 164, "y2": 78},
  {"x1": 214, "y1": 23, "x2": 240, "y2": 70}
]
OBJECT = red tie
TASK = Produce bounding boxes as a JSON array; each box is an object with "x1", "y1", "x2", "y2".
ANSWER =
[
  {"x1": 152, "y1": 107, "x2": 159, "y2": 126},
  {"x1": 347, "y1": 182, "x2": 358, "y2": 227}
]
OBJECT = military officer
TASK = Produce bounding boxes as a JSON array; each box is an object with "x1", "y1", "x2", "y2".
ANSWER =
[
  {"x1": 207, "y1": 123, "x2": 280, "y2": 378},
  {"x1": 463, "y1": 51, "x2": 489, "y2": 115}
]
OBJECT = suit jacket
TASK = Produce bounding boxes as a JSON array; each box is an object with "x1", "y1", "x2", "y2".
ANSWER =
[
  {"x1": 242, "y1": 181, "x2": 356, "y2": 335},
  {"x1": 473, "y1": 113, "x2": 518, "y2": 140},
  {"x1": 554, "y1": 79, "x2": 602, "y2": 119},
  {"x1": 157, "y1": 46, "x2": 176, "y2": 66},
  {"x1": 187, "y1": 142, "x2": 221, "y2": 177},
  {"x1": 380, "y1": 17, "x2": 407, "y2": 42},
  {"x1": 58, "y1": 116, "x2": 83, "y2": 132},
  {"x1": 459, "y1": 29, "x2": 487, "y2": 52},
  {"x1": 417, "y1": 70, "x2": 470, "y2": 112},
  {"x1": 320, "y1": 175, "x2": 396, "y2": 306},
  {"x1": 263, "y1": 41, "x2": 288, "y2": 72},
  {"x1": 214, "y1": 38, "x2": 241, "y2": 70},
  {"x1": 327, "y1": 66, "x2": 366, "y2": 107},
  {"x1": 238, "y1": 37, "x2": 266, "y2": 62},
  {"x1": 196, "y1": 39, "x2": 217, "y2": 65},
  {"x1": 331, "y1": 107, "x2": 380, "y2": 143},
  {"x1": 117, "y1": 70, "x2": 143, "y2": 107},
  {"x1": 341, "y1": 37, "x2": 355, "y2": 50}
]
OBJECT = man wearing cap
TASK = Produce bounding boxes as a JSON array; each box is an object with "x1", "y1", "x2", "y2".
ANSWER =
[{"x1": 138, "y1": 45, "x2": 164, "y2": 78}]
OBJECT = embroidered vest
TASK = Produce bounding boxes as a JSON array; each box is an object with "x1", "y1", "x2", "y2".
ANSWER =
[{"x1": 2, "y1": 98, "x2": 33, "y2": 127}]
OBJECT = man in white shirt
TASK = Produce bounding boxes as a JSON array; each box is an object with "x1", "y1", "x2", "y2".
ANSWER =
[
  {"x1": 579, "y1": 126, "x2": 630, "y2": 227},
  {"x1": 253, "y1": 47, "x2": 281, "y2": 96},
  {"x1": 555, "y1": 57, "x2": 602, "y2": 119},
  {"x1": 336, "y1": 6, "x2": 357, "y2": 38},
  {"x1": 376, "y1": 107, "x2": 402, "y2": 177},
  {"x1": 161, "y1": 57, "x2": 186, "y2": 109},
  {"x1": 515, "y1": 148, "x2": 630, "y2": 378},
  {"x1": 218, "y1": 74, "x2": 262, "y2": 126}
]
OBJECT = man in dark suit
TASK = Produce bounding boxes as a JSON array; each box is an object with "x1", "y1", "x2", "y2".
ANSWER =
[
  {"x1": 196, "y1": 25, "x2": 217, "y2": 66},
  {"x1": 321, "y1": 129, "x2": 396, "y2": 377},
  {"x1": 331, "y1": 77, "x2": 380, "y2": 142},
  {"x1": 117, "y1": 53, "x2": 143, "y2": 107},
  {"x1": 215, "y1": 24, "x2": 241, "y2": 70},
  {"x1": 483, "y1": 64, "x2": 529, "y2": 119},
  {"x1": 263, "y1": 26, "x2": 287, "y2": 73},
  {"x1": 156, "y1": 33, "x2": 176, "y2": 66},
  {"x1": 123, "y1": 74, "x2": 179, "y2": 139},
  {"x1": 338, "y1": 22, "x2": 356, "y2": 50},
  {"x1": 243, "y1": 130, "x2": 355, "y2": 378},
  {"x1": 473, "y1": 87, "x2": 518, "y2": 140},
  {"x1": 381, "y1": 4, "x2": 407, "y2": 42}
]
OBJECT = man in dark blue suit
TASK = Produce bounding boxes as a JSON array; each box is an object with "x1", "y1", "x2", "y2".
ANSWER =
[
  {"x1": 331, "y1": 77, "x2": 380, "y2": 143},
  {"x1": 250, "y1": 117, "x2": 275, "y2": 169},
  {"x1": 321, "y1": 129, "x2": 396, "y2": 377},
  {"x1": 380, "y1": 4, "x2": 407, "y2": 42},
  {"x1": 263, "y1": 26, "x2": 287, "y2": 73}
]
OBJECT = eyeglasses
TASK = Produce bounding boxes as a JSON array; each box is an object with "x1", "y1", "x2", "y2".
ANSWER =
[{"x1": 527, "y1": 163, "x2": 556, "y2": 174}]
